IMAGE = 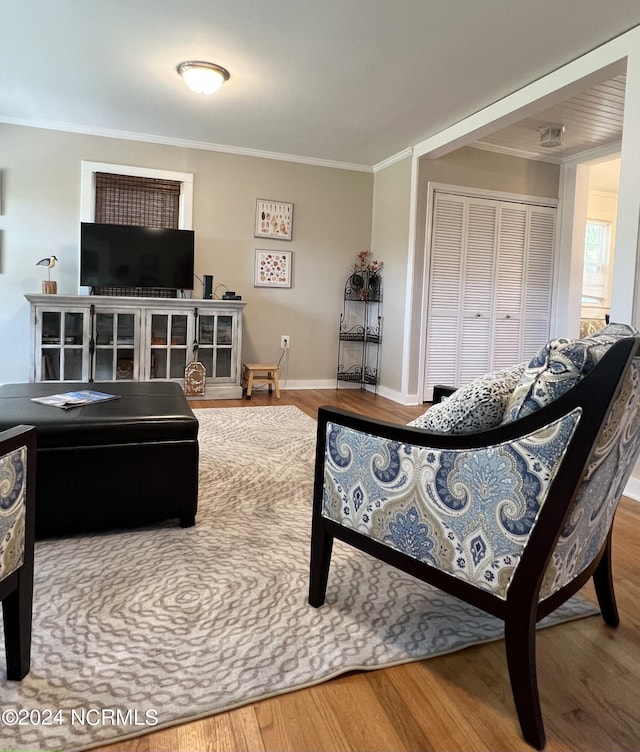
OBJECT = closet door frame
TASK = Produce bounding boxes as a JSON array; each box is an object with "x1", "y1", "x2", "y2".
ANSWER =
[{"x1": 420, "y1": 182, "x2": 558, "y2": 402}]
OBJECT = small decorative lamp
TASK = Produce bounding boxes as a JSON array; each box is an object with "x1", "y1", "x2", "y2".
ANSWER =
[{"x1": 36, "y1": 255, "x2": 58, "y2": 294}]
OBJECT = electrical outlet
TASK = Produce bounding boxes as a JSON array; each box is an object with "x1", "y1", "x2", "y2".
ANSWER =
[{"x1": 281, "y1": 335, "x2": 290, "y2": 350}]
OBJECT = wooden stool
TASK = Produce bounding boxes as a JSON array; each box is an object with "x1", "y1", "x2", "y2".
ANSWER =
[{"x1": 242, "y1": 363, "x2": 281, "y2": 400}]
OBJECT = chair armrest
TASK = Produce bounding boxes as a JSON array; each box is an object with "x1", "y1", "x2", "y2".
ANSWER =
[{"x1": 314, "y1": 405, "x2": 581, "y2": 599}]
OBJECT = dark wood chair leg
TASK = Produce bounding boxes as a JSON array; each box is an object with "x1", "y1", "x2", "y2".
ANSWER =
[
  {"x1": 592, "y1": 532, "x2": 619, "y2": 627},
  {"x1": 308, "y1": 521, "x2": 334, "y2": 608},
  {"x1": 3, "y1": 573, "x2": 33, "y2": 680},
  {"x1": 505, "y1": 611, "x2": 546, "y2": 750}
]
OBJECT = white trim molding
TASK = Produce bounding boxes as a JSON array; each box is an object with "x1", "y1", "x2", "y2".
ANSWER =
[
  {"x1": 264, "y1": 378, "x2": 420, "y2": 405},
  {"x1": 80, "y1": 160, "x2": 194, "y2": 228},
  {"x1": 3, "y1": 118, "x2": 372, "y2": 174},
  {"x1": 373, "y1": 148, "x2": 413, "y2": 173},
  {"x1": 623, "y1": 476, "x2": 640, "y2": 503}
]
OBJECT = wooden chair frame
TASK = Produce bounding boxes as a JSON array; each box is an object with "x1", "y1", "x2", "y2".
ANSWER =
[
  {"x1": 0, "y1": 425, "x2": 36, "y2": 680},
  {"x1": 309, "y1": 337, "x2": 640, "y2": 749}
]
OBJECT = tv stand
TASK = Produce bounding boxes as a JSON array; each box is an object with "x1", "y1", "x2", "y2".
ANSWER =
[{"x1": 25, "y1": 294, "x2": 246, "y2": 399}]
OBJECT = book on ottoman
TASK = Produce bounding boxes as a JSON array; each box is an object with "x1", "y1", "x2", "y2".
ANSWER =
[{"x1": 30, "y1": 390, "x2": 120, "y2": 409}]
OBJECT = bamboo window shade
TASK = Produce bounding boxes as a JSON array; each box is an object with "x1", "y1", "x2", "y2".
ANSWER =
[{"x1": 94, "y1": 173, "x2": 181, "y2": 229}]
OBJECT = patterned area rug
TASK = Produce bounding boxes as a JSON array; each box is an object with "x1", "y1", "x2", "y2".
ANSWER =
[{"x1": 0, "y1": 406, "x2": 598, "y2": 751}]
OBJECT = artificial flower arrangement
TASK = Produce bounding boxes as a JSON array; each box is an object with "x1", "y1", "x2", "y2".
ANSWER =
[
  {"x1": 350, "y1": 250, "x2": 383, "y2": 299},
  {"x1": 352, "y1": 250, "x2": 383, "y2": 274}
]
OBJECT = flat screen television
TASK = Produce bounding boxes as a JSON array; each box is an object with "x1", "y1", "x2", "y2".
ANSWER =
[{"x1": 80, "y1": 223, "x2": 195, "y2": 292}]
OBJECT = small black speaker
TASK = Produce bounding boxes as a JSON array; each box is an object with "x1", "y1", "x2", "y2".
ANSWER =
[{"x1": 203, "y1": 274, "x2": 213, "y2": 299}]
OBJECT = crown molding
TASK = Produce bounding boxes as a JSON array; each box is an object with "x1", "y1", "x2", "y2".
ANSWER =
[
  {"x1": 373, "y1": 147, "x2": 413, "y2": 172},
  {"x1": 469, "y1": 139, "x2": 623, "y2": 167},
  {"x1": 560, "y1": 140, "x2": 622, "y2": 166},
  {"x1": 468, "y1": 141, "x2": 562, "y2": 164},
  {"x1": 0, "y1": 117, "x2": 373, "y2": 173}
]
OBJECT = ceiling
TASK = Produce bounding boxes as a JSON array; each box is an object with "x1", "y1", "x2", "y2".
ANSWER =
[
  {"x1": 2, "y1": 1, "x2": 640, "y2": 168},
  {"x1": 472, "y1": 74, "x2": 626, "y2": 162}
]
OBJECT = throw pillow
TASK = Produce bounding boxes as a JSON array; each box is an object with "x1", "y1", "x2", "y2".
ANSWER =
[
  {"x1": 502, "y1": 322, "x2": 639, "y2": 423},
  {"x1": 409, "y1": 362, "x2": 526, "y2": 435}
]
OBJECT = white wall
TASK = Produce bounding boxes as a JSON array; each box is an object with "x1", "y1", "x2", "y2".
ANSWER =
[
  {"x1": 371, "y1": 156, "x2": 412, "y2": 400},
  {"x1": 555, "y1": 160, "x2": 591, "y2": 338},
  {"x1": 611, "y1": 48, "x2": 640, "y2": 326}
]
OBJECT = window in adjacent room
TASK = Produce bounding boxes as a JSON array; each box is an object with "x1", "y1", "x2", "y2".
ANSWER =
[{"x1": 581, "y1": 219, "x2": 611, "y2": 307}]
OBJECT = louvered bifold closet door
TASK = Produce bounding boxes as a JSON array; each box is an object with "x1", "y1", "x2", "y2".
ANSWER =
[
  {"x1": 493, "y1": 203, "x2": 555, "y2": 368},
  {"x1": 424, "y1": 190, "x2": 556, "y2": 400},
  {"x1": 424, "y1": 195, "x2": 465, "y2": 389},
  {"x1": 522, "y1": 207, "x2": 555, "y2": 359},
  {"x1": 493, "y1": 204, "x2": 527, "y2": 369},
  {"x1": 425, "y1": 194, "x2": 496, "y2": 390},
  {"x1": 459, "y1": 199, "x2": 496, "y2": 384}
]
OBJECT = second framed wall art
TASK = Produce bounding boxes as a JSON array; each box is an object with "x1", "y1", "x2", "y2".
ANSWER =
[{"x1": 254, "y1": 250, "x2": 292, "y2": 288}]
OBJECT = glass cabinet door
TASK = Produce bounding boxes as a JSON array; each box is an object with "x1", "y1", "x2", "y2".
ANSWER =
[
  {"x1": 196, "y1": 314, "x2": 234, "y2": 380},
  {"x1": 148, "y1": 312, "x2": 190, "y2": 380},
  {"x1": 93, "y1": 311, "x2": 138, "y2": 381},
  {"x1": 38, "y1": 309, "x2": 87, "y2": 381},
  {"x1": 196, "y1": 315, "x2": 214, "y2": 377}
]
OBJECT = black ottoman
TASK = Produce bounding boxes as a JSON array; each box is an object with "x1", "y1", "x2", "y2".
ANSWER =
[{"x1": 0, "y1": 381, "x2": 199, "y2": 538}]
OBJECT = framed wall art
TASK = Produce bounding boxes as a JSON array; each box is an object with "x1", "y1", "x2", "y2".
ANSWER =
[
  {"x1": 254, "y1": 250, "x2": 292, "y2": 288},
  {"x1": 255, "y1": 199, "x2": 293, "y2": 240}
]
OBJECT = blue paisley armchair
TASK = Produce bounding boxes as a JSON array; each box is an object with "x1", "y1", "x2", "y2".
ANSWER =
[
  {"x1": 309, "y1": 335, "x2": 640, "y2": 749},
  {"x1": 0, "y1": 425, "x2": 36, "y2": 680}
]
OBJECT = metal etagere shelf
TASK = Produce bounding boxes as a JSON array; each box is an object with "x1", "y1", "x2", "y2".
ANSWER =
[{"x1": 337, "y1": 271, "x2": 382, "y2": 390}]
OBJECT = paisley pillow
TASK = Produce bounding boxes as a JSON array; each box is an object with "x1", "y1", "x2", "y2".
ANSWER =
[
  {"x1": 409, "y1": 362, "x2": 525, "y2": 435},
  {"x1": 502, "y1": 322, "x2": 639, "y2": 423}
]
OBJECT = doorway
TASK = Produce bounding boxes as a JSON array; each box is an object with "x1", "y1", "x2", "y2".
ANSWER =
[{"x1": 577, "y1": 156, "x2": 620, "y2": 336}]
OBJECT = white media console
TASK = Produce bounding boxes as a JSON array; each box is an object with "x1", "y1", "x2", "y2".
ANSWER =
[{"x1": 26, "y1": 294, "x2": 246, "y2": 399}]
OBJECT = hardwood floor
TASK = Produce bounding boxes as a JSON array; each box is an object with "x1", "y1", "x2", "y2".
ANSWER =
[
  {"x1": 190, "y1": 386, "x2": 428, "y2": 422},
  {"x1": 94, "y1": 389, "x2": 640, "y2": 752}
]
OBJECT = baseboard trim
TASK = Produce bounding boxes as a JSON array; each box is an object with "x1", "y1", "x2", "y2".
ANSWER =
[
  {"x1": 278, "y1": 379, "x2": 348, "y2": 390},
  {"x1": 623, "y1": 476, "x2": 640, "y2": 502},
  {"x1": 375, "y1": 384, "x2": 422, "y2": 406},
  {"x1": 274, "y1": 379, "x2": 423, "y2": 406}
]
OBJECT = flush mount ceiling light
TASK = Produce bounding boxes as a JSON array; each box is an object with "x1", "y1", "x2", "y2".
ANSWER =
[
  {"x1": 539, "y1": 122, "x2": 565, "y2": 148},
  {"x1": 176, "y1": 61, "x2": 230, "y2": 94}
]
